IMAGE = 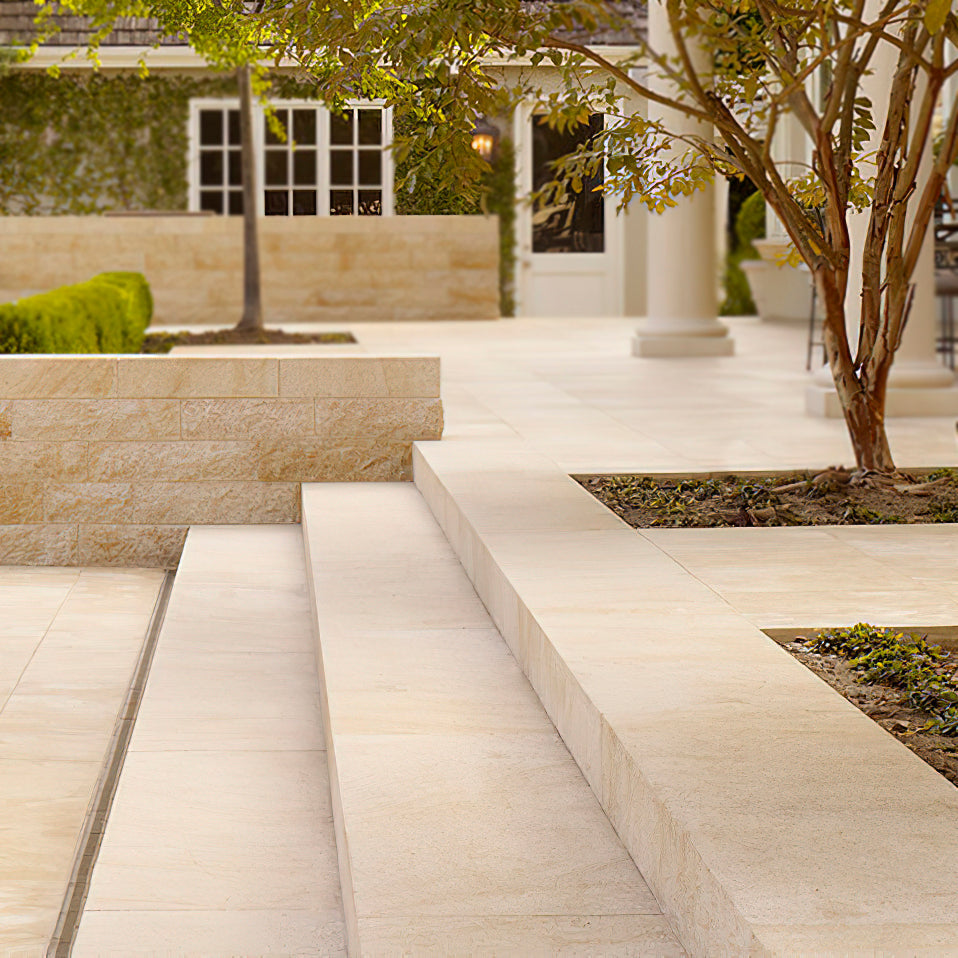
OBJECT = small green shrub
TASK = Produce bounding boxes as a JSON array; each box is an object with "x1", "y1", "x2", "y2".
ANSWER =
[
  {"x1": 720, "y1": 190, "x2": 766, "y2": 316},
  {"x1": 735, "y1": 190, "x2": 767, "y2": 251},
  {"x1": 0, "y1": 272, "x2": 152, "y2": 354}
]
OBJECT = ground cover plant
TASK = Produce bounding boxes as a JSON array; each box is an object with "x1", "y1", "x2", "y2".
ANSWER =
[
  {"x1": 781, "y1": 623, "x2": 958, "y2": 786},
  {"x1": 577, "y1": 468, "x2": 958, "y2": 527}
]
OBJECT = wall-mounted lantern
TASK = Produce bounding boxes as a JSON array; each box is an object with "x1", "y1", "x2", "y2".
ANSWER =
[{"x1": 471, "y1": 119, "x2": 499, "y2": 162}]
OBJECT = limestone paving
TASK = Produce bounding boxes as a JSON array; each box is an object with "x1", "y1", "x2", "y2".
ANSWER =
[
  {"x1": 414, "y1": 437, "x2": 958, "y2": 956},
  {"x1": 0, "y1": 567, "x2": 164, "y2": 955},
  {"x1": 302, "y1": 482, "x2": 685, "y2": 956},
  {"x1": 72, "y1": 526, "x2": 346, "y2": 957}
]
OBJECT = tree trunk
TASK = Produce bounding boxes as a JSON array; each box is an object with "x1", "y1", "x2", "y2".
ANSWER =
[
  {"x1": 839, "y1": 387, "x2": 896, "y2": 473},
  {"x1": 817, "y1": 268, "x2": 897, "y2": 474},
  {"x1": 236, "y1": 64, "x2": 263, "y2": 331}
]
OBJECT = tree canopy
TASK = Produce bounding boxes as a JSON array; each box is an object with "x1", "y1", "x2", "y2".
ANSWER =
[{"x1": 24, "y1": 0, "x2": 958, "y2": 471}]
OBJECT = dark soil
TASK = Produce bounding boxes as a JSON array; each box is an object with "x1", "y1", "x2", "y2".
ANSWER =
[
  {"x1": 576, "y1": 468, "x2": 958, "y2": 528},
  {"x1": 141, "y1": 327, "x2": 356, "y2": 354},
  {"x1": 776, "y1": 632, "x2": 958, "y2": 787}
]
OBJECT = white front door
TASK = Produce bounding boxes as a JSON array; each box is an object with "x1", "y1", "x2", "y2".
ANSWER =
[{"x1": 515, "y1": 109, "x2": 623, "y2": 317}]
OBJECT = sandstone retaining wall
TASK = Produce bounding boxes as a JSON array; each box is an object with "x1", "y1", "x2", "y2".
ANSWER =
[
  {"x1": 0, "y1": 354, "x2": 442, "y2": 566},
  {"x1": 0, "y1": 215, "x2": 499, "y2": 324}
]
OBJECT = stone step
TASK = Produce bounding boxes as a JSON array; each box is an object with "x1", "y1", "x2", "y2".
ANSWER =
[
  {"x1": 412, "y1": 436, "x2": 958, "y2": 956},
  {"x1": 72, "y1": 526, "x2": 347, "y2": 957},
  {"x1": 302, "y1": 481, "x2": 684, "y2": 957}
]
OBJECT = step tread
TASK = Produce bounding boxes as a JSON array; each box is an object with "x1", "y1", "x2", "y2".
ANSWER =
[
  {"x1": 303, "y1": 482, "x2": 684, "y2": 956},
  {"x1": 73, "y1": 526, "x2": 346, "y2": 958}
]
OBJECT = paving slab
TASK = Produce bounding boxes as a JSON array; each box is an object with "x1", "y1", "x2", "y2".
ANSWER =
[
  {"x1": 302, "y1": 482, "x2": 685, "y2": 957},
  {"x1": 73, "y1": 526, "x2": 346, "y2": 958},
  {"x1": 0, "y1": 566, "x2": 164, "y2": 956},
  {"x1": 414, "y1": 437, "x2": 958, "y2": 957}
]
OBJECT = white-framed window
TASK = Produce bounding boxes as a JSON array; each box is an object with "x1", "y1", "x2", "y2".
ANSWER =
[{"x1": 188, "y1": 98, "x2": 394, "y2": 217}]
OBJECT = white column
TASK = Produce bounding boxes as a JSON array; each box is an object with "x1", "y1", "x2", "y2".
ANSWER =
[
  {"x1": 807, "y1": 17, "x2": 957, "y2": 417},
  {"x1": 631, "y1": 0, "x2": 733, "y2": 358}
]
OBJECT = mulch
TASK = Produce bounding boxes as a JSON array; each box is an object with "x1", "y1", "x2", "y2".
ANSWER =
[
  {"x1": 141, "y1": 327, "x2": 356, "y2": 353},
  {"x1": 576, "y1": 468, "x2": 958, "y2": 528}
]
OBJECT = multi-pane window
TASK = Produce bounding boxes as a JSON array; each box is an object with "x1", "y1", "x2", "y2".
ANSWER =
[
  {"x1": 264, "y1": 107, "x2": 319, "y2": 216},
  {"x1": 329, "y1": 107, "x2": 385, "y2": 216},
  {"x1": 189, "y1": 100, "x2": 392, "y2": 217},
  {"x1": 197, "y1": 107, "x2": 244, "y2": 215}
]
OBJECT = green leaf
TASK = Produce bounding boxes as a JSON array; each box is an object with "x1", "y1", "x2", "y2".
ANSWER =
[{"x1": 925, "y1": 0, "x2": 951, "y2": 34}]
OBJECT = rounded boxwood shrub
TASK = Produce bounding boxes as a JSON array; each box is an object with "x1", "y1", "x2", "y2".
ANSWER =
[{"x1": 0, "y1": 272, "x2": 153, "y2": 353}]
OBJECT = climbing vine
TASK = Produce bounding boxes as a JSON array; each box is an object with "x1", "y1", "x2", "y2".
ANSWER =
[
  {"x1": 0, "y1": 73, "x2": 228, "y2": 214},
  {"x1": 0, "y1": 72, "x2": 516, "y2": 311}
]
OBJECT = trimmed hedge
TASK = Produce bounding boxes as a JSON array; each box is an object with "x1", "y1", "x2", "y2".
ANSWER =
[{"x1": 0, "y1": 272, "x2": 153, "y2": 354}]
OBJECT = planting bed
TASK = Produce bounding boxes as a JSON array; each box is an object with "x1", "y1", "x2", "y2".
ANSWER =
[
  {"x1": 774, "y1": 626, "x2": 958, "y2": 788},
  {"x1": 577, "y1": 467, "x2": 958, "y2": 527},
  {"x1": 141, "y1": 327, "x2": 356, "y2": 353}
]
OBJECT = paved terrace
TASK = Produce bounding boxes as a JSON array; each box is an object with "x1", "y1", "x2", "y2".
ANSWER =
[
  {"x1": 177, "y1": 315, "x2": 958, "y2": 472},
  {"x1": 4, "y1": 315, "x2": 958, "y2": 956}
]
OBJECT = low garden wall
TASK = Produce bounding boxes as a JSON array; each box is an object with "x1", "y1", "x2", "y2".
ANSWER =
[
  {"x1": 0, "y1": 354, "x2": 442, "y2": 567},
  {"x1": 0, "y1": 215, "x2": 499, "y2": 324}
]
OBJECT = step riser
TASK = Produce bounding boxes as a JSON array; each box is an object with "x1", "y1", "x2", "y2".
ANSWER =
[
  {"x1": 413, "y1": 449, "x2": 743, "y2": 954},
  {"x1": 301, "y1": 509, "x2": 362, "y2": 958}
]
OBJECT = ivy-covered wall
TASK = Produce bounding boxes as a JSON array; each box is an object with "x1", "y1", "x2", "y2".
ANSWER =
[
  {"x1": 0, "y1": 73, "x2": 207, "y2": 214},
  {"x1": 0, "y1": 72, "x2": 516, "y2": 312}
]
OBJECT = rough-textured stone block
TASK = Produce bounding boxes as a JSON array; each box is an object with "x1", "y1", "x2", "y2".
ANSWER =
[
  {"x1": 116, "y1": 357, "x2": 279, "y2": 399},
  {"x1": 256, "y1": 439, "x2": 410, "y2": 482},
  {"x1": 0, "y1": 357, "x2": 116, "y2": 399},
  {"x1": 315, "y1": 399, "x2": 443, "y2": 441},
  {"x1": 0, "y1": 524, "x2": 78, "y2": 565},
  {"x1": 0, "y1": 483, "x2": 46, "y2": 522},
  {"x1": 88, "y1": 441, "x2": 257, "y2": 482},
  {"x1": 0, "y1": 442, "x2": 87, "y2": 482},
  {"x1": 180, "y1": 399, "x2": 314, "y2": 440},
  {"x1": 279, "y1": 358, "x2": 440, "y2": 399},
  {"x1": 0, "y1": 399, "x2": 180, "y2": 441},
  {"x1": 132, "y1": 481, "x2": 300, "y2": 524},
  {"x1": 78, "y1": 524, "x2": 188, "y2": 568},
  {"x1": 382, "y1": 359, "x2": 441, "y2": 398},
  {"x1": 45, "y1": 482, "x2": 135, "y2": 523},
  {"x1": 0, "y1": 215, "x2": 499, "y2": 323}
]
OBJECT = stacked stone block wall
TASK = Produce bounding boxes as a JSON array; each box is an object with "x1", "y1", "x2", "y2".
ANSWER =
[
  {"x1": 0, "y1": 215, "x2": 499, "y2": 323},
  {"x1": 0, "y1": 354, "x2": 442, "y2": 567}
]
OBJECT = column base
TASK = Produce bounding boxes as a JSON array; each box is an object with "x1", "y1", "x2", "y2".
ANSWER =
[
  {"x1": 806, "y1": 384, "x2": 958, "y2": 418},
  {"x1": 632, "y1": 335, "x2": 735, "y2": 357},
  {"x1": 632, "y1": 317, "x2": 734, "y2": 358}
]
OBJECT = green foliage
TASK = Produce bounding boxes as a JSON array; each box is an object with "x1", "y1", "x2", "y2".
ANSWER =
[
  {"x1": 395, "y1": 107, "x2": 516, "y2": 316},
  {"x1": 485, "y1": 137, "x2": 517, "y2": 317},
  {"x1": 721, "y1": 190, "x2": 766, "y2": 316},
  {"x1": 809, "y1": 624, "x2": 958, "y2": 735},
  {"x1": 0, "y1": 73, "x2": 229, "y2": 214},
  {"x1": 735, "y1": 191, "x2": 767, "y2": 250},
  {"x1": 0, "y1": 272, "x2": 152, "y2": 353}
]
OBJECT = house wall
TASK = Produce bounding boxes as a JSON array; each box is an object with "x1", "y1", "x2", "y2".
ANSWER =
[
  {"x1": 0, "y1": 214, "x2": 499, "y2": 323},
  {"x1": 0, "y1": 354, "x2": 442, "y2": 567}
]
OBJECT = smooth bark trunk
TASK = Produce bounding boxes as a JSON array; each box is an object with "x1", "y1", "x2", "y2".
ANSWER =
[{"x1": 236, "y1": 64, "x2": 263, "y2": 331}]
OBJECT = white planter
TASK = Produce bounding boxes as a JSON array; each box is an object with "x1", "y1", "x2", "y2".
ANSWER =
[{"x1": 741, "y1": 240, "x2": 813, "y2": 323}]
